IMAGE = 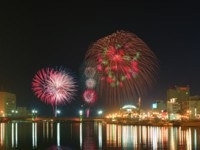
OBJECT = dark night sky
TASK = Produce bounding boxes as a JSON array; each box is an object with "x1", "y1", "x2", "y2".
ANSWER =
[{"x1": 0, "y1": 1, "x2": 200, "y2": 116}]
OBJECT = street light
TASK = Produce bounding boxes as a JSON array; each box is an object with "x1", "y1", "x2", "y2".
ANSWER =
[
  {"x1": 79, "y1": 110, "x2": 83, "y2": 121},
  {"x1": 11, "y1": 110, "x2": 18, "y2": 117},
  {"x1": 98, "y1": 110, "x2": 103, "y2": 115},
  {"x1": 32, "y1": 109, "x2": 38, "y2": 120},
  {"x1": 79, "y1": 110, "x2": 83, "y2": 115},
  {"x1": 98, "y1": 110, "x2": 103, "y2": 118},
  {"x1": 56, "y1": 110, "x2": 61, "y2": 117}
]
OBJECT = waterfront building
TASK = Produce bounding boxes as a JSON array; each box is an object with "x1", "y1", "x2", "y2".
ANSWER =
[
  {"x1": 166, "y1": 98, "x2": 181, "y2": 120},
  {"x1": 167, "y1": 85, "x2": 190, "y2": 102},
  {"x1": 0, "y1": 91, "x2": 16, "y2": 117},
  {"x1": 187, "y1": 96, "x2": 200, "y2": 119},
  {"x1": 120, "y1": 104, "x2": 139, "y2": 118},
  {"x1": 152, "y1": 100, "x2": 167, "y2": 120},
  {"x1": 16, "y1": 107, "x2": 30, "y2": 117},
  {"x1": 166, "y1": 86, "x2": 190, "y2": 120},
  {"x1": 152, "y1": 100, "x2": 166, "y2": 111}
]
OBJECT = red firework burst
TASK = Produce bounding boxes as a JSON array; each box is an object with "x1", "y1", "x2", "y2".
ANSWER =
[
  {"x1": 83, "y1": 89, "x2": 97, "y2": 104},
  {"x1": 84, "y1": 30, "x2": 158, "y2": 106}
]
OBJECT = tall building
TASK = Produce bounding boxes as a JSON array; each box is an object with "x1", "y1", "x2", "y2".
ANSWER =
[
  {"x1": 166, "y1": 86, "x2": 190, "y2": 120},
  {"x1": 188, "y1": 96, "x2": 200, "y2": 119},
  {"x1": 167, "y1": 98, "x2": 181, "y2": 120},
  {"x1": 0, "y1": 91, "x2": 16, "y2": 117},
  {"x1": 167, "y1": 85, "x2": 190, "y2": 102}
]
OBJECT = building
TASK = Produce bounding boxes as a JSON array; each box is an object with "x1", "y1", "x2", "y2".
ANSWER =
[
  {"x1": 16, "y1": 107, "x2": 30, "y2": 117},
  {"x1": 187, "y1": 96, "x2": 200, "y2": 119},
  {"x1": 120, "y1": 104, "x2": 139, "y2": 118},
  {"x1": 166, "y1": 98, "x2": 181, "y2": 120},
  {"x1": 152, "y1": 100, "x2": 166, "y2": 111},
  {"x1": 167, "y1": 85, "x2": 190, "y2": 102},
  {"x1": 166, "y1": 86, "x2": 190, "y2": 120},
  {"x1": 0, "y1": 91, "x2": 16, "y2": 117},
  {"x1": 167, "y1": 86, "x2": 190, "y2": 115}
]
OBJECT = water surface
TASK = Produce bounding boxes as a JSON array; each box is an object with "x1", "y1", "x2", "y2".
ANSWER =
[{"x1": 0, "y1": 121, "x2": 199, "y2": 149}]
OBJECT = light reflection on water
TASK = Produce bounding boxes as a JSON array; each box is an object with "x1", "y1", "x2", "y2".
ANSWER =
[
  {"x1": 0, "y1": 121, "x2": 200, "y2": 149},
  {"x1": 32, "y1": 122, "x2": 37, "y2": 148},
  {"x1": 11, "y1": 122, "x2": 18, "y2": 148}
]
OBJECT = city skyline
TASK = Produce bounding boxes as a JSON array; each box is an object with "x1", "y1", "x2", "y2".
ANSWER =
[{"x1": 0, "y1": 1, "x2": 200, "y2": 116}]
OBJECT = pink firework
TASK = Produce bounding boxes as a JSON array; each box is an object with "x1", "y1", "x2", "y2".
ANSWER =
[
  {"x1": 85, "y1": 78, "x2": 96, "y2": 89},
  {"x1": 32, "y1": 67, "x2": 77, "y2": 106},
  {"x1": 83, "y1": 89, "x2": 97, "y2": 104}
]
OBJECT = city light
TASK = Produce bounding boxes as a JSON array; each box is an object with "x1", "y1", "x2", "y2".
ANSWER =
[
  {"x1": 56, "y1": 110, "x2": 61, "y2": 117},
  {"x1": 32, "y1": 109, "x2": 38, "y2": 120},
  {"x1": 79, "y1": 110, "x2": 83, "y2": 121},
  {"x1": 79, "y1": 110, "x2": 83, "y2": 116},
  {"x1": 98, "y1": 110, "x2": 103, "y2": 115}
]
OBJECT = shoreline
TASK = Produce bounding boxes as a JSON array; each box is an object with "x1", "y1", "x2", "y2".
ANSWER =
[
  {"x1": 104, "y1": 119, "x2": 200, "y2": 127},
  {"x1": 1, "y1": 117, "x2": 200, "y2": 127}
]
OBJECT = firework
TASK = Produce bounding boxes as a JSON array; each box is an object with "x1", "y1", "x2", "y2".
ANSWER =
[
  {"x1": 83, "y1": 30, "x2": 158, "y2": 107},
  {"x1": 32, "y1": 67, "x2": 77, "y2": 116},
  {"x1": 85, "y1": 78, "x2": 96, "y2": 89},
  {"x1": 84, "y1": 67, "x2": 96, "y2": 78},
  {"x1": 83, "y1": 89, "x2": 97, "y2": 104}
]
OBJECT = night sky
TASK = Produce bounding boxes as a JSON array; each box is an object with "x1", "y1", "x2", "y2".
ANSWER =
[{"x1": 1, "y1": 1, "x2": 200, "y2": 116}]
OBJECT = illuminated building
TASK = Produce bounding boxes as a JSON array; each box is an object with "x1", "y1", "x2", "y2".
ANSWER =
[
  {"x1": 167, "y1": 85, "x2": 190, "y2": 102},
  {"x1": 167, "y1": 98, "x2": 181, "y2": 120},
  {"x1": 119, "y1": 105, "x2": 139, "y2": 119},
  {"x1": 0, "y1": 91, "x2": 16, "y2": 117},
  {"x1": 188, "y1": 96, "x2": 200, "y2": 119},
  {"x1": 166, "y1": 86, "x2": 190, "y2": 119},
  {"x1": 152, "y1": 100, "x2": 166, "y2": 111}
]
